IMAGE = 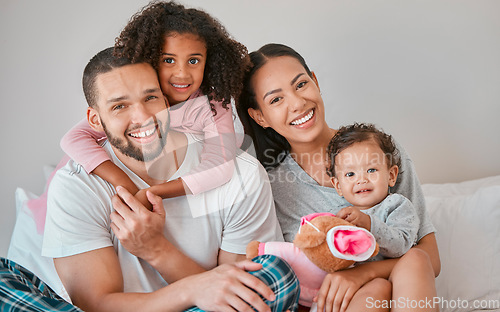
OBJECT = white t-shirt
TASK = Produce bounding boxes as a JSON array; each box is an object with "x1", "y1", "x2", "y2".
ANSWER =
[{"x1": 42, "y1": 133, "x2": 282, "y2": 295}]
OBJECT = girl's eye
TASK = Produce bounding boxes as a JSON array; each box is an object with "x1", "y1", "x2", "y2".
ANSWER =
[
  {"x1": 368, "y1": 168, "x2": 377, "y2": 173},
  {"x1": 189, "y1": 58, "x2": 199, "y2": 65},
  {"x1": 345, "y1": 172, "x2": 355, "y2": 178},
  {"x1": 296, "y1": 81, "x2": 308, "y2": 89},
  {"x1": 163, "y1": 58, "x2": 175, "y2": 64}
]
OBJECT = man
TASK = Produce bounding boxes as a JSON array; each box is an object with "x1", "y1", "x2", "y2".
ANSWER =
[{"x1": 38, "y1": 47, "x2": 298, "y2": 311}]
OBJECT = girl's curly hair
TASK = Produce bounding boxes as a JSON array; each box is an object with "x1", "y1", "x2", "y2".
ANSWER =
[{"x1": 115, "y1": 1, "x2": 249, "y2": 114}]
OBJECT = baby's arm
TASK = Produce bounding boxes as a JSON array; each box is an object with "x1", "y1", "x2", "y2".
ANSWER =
[
  {"x1": 367, "y1": 194, "x2": 420, "y2": 258},
  {"x1": 151, "y1": 98, "x2": 237, "y2": 198},
  {"x1": 61, "y1": 118, "x2": 139, "y2": 196}
]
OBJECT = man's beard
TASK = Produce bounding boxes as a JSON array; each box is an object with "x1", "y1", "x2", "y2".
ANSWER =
[{"x1": 101, "y1": 114, "x2": 170, "y2": 162}]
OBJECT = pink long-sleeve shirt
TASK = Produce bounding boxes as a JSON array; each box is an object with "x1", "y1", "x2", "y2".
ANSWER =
[{"x1": 61, "y1": 90, "x2": 237, "y2": 195}]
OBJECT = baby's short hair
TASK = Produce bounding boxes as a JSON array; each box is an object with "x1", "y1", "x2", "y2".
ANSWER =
[{"x1": 326, "y1": 123, "x2": 401, "y2": 177}]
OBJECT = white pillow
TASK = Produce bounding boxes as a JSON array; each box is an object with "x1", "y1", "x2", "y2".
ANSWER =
[
  {"x1": 7, "y1": 187, "x2": 70, "y2": 302},
  {"x1": 423, "y1": 176, "x2": 500, "y2": 312}
]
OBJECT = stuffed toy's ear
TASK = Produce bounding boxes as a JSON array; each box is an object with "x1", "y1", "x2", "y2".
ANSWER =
[
  {"x1": 326, "y1": 226, "x2": 378, "y2": 262},
  {"x1": 294, "y1": 230, "x2": 326, "y2": 249}
]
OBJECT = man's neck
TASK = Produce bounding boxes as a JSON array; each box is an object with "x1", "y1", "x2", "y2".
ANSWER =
[{"x1": 112, "y1": 131, "x2": 188, "y2": 186}]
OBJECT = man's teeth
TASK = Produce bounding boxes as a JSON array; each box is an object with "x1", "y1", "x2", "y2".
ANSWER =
[
  {"x1": 129, "y1": 128, "x2": 155, "y2": 138},
  {"x1": 172, "y1": 83, "x2": 189, "y2": 88},
  {"x1": 291, "y1": 110, "x2": 314, "y2": 125}
]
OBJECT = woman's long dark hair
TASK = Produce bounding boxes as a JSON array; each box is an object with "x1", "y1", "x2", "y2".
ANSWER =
[{"x1": 236, "y1": 43, "x2": 313, "y2": 170}]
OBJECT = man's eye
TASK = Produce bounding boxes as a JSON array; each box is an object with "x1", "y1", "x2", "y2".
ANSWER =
[
  {"x1": 163, "y1": 58, "x2": 174, "y2": 64},
  {"x1": 368, "y1": 168, "x2": 377, "y2": 173},
  {"x1": 146, "y1": 95, "x2": 158, "y2": 101},
  {"x1": 113, "y1": 104, "x2": 124, "y2": 111},
  {"x1": 189, "y1": 58, "x2": 199, "y2": 65},
  {"x1": 345, "y1": 172, "x2": 355, "y2": 177}
]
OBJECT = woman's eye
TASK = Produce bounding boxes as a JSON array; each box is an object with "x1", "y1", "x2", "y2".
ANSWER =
[
  {"x1": 296, "y1": 81, "x2": 308, "y2": 89},
  {"x1": 189, "y1": 58, "x2": 199, "y2": 65},
  {"x1": 163, "y1": 58, "x2": 174, "y2": 64},
  {"x1": 368, "y1": 168, "x2": 377, "y2": 173},
  {"x1": 270, "y1": 97, "x2": 282, "y2": 105},
  {"x1": 345, "y1": 172, "x2": 355, "y2": 178}
]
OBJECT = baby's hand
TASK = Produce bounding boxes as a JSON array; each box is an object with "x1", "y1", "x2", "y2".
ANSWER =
[
  {"x1": 337, "y1": 207, "x2": 371, "y2": 230},
  {"x1": 134, "y1": 188, "x2": 153, "y2": 211}
]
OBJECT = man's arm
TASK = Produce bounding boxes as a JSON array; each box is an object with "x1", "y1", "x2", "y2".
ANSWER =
[{"x1": 55, "y1": 247, "x2": 275, "y2": 312}]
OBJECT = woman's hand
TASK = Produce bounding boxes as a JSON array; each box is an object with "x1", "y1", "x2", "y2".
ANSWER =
[{"x1": 315, "y1": 268, "x2": 369, "y2": 312}]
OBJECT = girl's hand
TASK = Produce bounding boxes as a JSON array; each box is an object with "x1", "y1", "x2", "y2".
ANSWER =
[
  {"x1": 315, "y1": 269, "x2": 366, "y2": 312},
  {"x1": 336, "y1": 207, "x2": 371, "y2": 230},
  {"x1": 134, "y1": 188, "x2": 153, "y2": 211}
]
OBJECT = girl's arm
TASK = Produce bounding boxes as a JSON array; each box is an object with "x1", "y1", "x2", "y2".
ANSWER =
[
  {"x1": 61, "y1": 118, "x2": 139, "y2": 196},
  {"x1": 149, "y1": 97, "x2": 237, "y2": 199}
]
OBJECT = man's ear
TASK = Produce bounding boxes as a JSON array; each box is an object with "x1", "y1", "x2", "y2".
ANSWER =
[
  {"x1": 331, "y1": 177, "x2": 342, "y2": 196},
  {"x1": 388, "y1": 165, "x2": 399, "y2": 187},
  {"x1": 247, "y1": 108, "x2": 270, "y2": 128},
  {"x1": 87, "y1": 107, "x2": 104, "y2": 132}
]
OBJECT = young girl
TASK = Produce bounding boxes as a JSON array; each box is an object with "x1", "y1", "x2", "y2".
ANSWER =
[
  {"x1": 327, "y1": 123, "x2": 420, "y2": 261},
  {"x1": 61, "y1": 1, "x2": 248, "y2": 206}
]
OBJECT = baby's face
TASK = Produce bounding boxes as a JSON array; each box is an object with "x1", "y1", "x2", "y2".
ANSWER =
[{"x1": 332, "y1": 140, "x2": 398, "y2": 209}]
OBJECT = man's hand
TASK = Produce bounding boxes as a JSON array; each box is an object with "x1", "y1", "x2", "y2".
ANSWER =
[
  {"x1": 110, "y1": 186, "x2": 165, "y2": 262},
  {"x1": 336, "y1": 207, "x2": 371, "y2": 230},
  {"x1": 185, "y1": 260, "x2": 275, "y2": 312}
]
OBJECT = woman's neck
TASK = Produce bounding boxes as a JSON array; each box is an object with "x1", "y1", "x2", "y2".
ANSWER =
[{"x1": 289, "y1": 128, "x2": 337, "y2": 187}]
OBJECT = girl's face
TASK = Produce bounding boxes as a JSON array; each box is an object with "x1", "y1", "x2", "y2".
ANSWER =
[
  {"x1": 158, "y1": 32, "x2": 207, "y2": 106},
  {"x1": 248, "y1": 56, "x2": 328, "y2": 146}
]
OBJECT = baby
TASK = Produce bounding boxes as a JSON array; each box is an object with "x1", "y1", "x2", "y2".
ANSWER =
[{"x1": 327, "y1": 123, "x2": 420, "y2": 260}]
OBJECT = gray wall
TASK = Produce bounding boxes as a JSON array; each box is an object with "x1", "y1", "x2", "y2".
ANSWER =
[{"x1": 1, "y1": 0, "x2": 499, "y2": 256}]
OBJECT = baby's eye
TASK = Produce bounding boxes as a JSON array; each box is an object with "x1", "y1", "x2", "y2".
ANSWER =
[
  {"x1": 367, "y1": 168, "x2": 377, "y2": 173},
  {"x1": 163, "y1": 58, "x2": 175, "y2": 64},
  {"x1": 345, "y1": 172, "x2": 355, "y2": 178},
  {"x1": 189, "y1": 58, "x2": 199, "y2": 65}
]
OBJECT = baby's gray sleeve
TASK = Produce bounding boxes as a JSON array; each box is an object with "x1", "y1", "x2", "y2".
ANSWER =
[{"x1": 368, "y1": 194, "x2": 420, "y2": 258}]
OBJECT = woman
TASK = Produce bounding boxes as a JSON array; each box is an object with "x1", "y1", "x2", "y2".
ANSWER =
[{"x1": 237, "y1": 43, "x2": 440, "y2": 312}]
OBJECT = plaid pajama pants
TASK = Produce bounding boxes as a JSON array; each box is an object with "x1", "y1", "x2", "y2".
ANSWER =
[
  {"x1": 1, "y1": 255, "x2": 299, "y2": 312},
  {"x1": 0, "y1": 258, "x2": 82, "y2": 312}
]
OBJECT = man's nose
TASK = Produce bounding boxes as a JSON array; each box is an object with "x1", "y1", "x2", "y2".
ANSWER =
[{"x1": 131, "y1": 103, "x2": 153, "y2": 125}]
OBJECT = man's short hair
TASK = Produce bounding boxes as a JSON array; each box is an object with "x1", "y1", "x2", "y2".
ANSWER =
[{"x1": 82, "y1": 47, "x2": 133, "y2": 108}]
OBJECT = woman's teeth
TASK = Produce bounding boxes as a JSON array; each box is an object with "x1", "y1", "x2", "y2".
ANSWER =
[
  {"x1": 129, "y1": 128, "x2": 155, "y2": 138},
  {"x1": 291, "y1": 110, "x2": 314, "y2": 125}
]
